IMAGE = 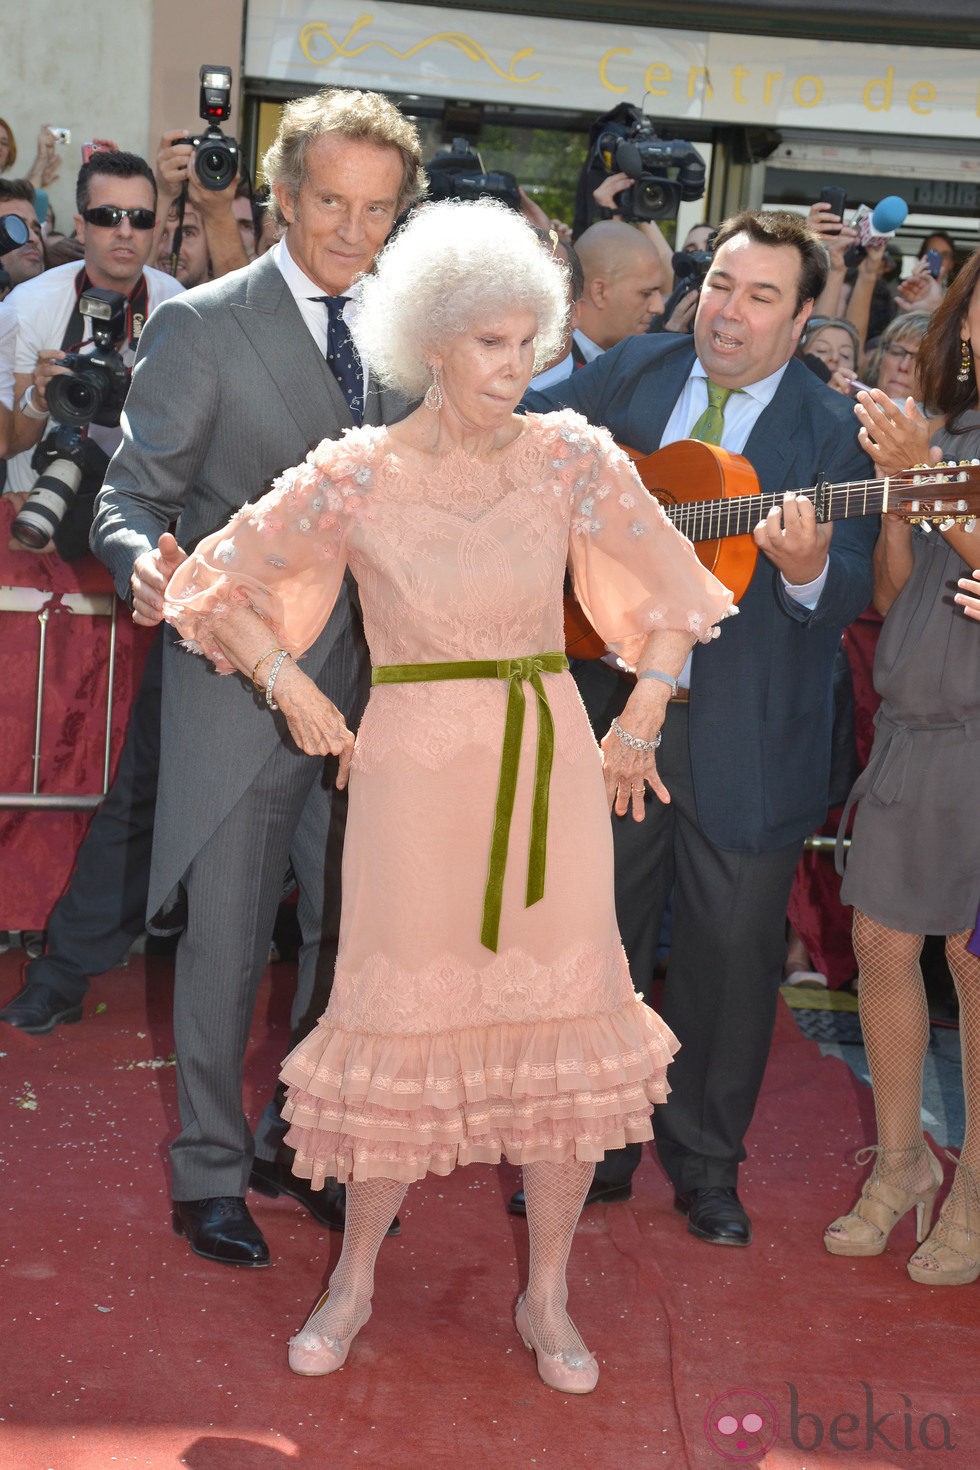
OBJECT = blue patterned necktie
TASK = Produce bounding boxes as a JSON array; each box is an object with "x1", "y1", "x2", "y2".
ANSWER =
[{"x1": 316, "y1": 294, "x2": 364, "y2": 426}]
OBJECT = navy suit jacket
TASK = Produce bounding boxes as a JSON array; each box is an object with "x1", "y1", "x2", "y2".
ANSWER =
[{"x1": 525, "y1": 334, "x2": 877, "y2": 853}]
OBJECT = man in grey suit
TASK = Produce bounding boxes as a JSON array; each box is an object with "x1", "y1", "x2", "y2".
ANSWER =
[
  {"x1": 514, "y1": 210, "x2": 877, "y2": 1245},
  {"x1": 92, "y1": 89, "x2": 424, "y2": 1266}
]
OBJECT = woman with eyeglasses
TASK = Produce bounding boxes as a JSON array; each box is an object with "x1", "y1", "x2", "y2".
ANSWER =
[
  {"x1": 865, "y1": 311, "x2": 932, "y2": 405},
  {"x1": 823, "y1": 253, "x2": 980, "y2": 1286}
]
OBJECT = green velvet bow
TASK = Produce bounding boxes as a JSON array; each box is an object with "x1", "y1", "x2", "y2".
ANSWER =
[{"x1": 371, "y1": 652, "x2": 569, "y2": 951}]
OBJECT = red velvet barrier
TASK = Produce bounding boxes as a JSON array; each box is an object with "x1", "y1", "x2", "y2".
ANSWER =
[
  {"x1": 0, "y1": 499, "x2": 155, "y2": 930},
  {"x1": 787, "y1": 608, "x2": 883, "y2": 987}
]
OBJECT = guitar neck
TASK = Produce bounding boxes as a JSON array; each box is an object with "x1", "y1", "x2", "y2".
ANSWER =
[{"x1": 666, "y1": 475, "x2": 942, "y2": 542}]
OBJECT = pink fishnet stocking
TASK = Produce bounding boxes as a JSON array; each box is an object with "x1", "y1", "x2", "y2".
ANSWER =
[
  {"x1": 300, "y1": 1179, "x2": 408, "y2": 1345},
  {"x1": 521, "y1": 1159, "x2": 595, "y2": 1359}
]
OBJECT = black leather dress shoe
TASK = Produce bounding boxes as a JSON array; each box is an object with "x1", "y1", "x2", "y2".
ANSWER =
[
  {"x1": 507, "y1": 1177, "x2": 633, "y2": 1217},
  {"x1": 172, "y1": 1196, "x2": 271, "y2": 1266},
  {"x1": 674, "y1": 1187, "x2": 752, "y2": 1246},
  {"x1": 0, "y1": 982, "x2": 83, "y2": 1035},
  {"x1": 249, "y1": 1157, "x2": 401, "y2": 1236}
]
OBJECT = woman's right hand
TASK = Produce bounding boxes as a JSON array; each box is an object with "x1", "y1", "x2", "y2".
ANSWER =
[
  {"x1": 273, "y1": 662, "x2": 355, "y2": 784},
  {"x1": 956, "y1": 571, "x2": 980, "y2": 622},
  {"x1": 854, "y1": 389, "x2": 939, "y2": 476}
]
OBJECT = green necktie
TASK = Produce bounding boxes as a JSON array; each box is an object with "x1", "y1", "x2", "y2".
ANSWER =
[{"x1": 689, "y1": 380, "x2": 735, "y2": 445}]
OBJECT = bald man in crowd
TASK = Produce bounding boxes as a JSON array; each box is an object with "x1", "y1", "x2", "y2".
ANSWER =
[{"x1": 573, "y1": 219, "x2": 666, "y2": 355}]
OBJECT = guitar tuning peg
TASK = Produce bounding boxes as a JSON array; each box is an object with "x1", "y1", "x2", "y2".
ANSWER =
[
  {"x1": 966, "y1": 518, "x2": 977, "y2": 533},
  {"x1": 938, "y1": 518, "x2": 955, "y2": 532}
]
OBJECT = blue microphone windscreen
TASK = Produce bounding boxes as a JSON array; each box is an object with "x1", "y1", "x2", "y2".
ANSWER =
[{"x1": 870, "y1": 196, "x2": 908, "y2": 234}]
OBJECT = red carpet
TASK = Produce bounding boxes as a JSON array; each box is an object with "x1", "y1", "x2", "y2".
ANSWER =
[{"x1": 1, "y1": 948, "x2": 976, "y2": 1470}]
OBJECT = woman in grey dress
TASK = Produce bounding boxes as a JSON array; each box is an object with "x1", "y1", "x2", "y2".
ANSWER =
[{"x1": 822, "y1": 251, "x2": 980, "y2": 1285}]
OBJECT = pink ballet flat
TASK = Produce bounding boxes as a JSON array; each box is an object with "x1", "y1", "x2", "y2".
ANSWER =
[
  {"x1": 287, "y1": 1289, "x2": 371, "y2": 1376},
  {"x1": 514, "y1": 1293, "x2": 599, "y2": 1394}
]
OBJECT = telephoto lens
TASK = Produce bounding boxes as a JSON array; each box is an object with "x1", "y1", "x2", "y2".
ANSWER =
[{"x1": 11, "y1": 428, "x2": 87, "y2": 550}]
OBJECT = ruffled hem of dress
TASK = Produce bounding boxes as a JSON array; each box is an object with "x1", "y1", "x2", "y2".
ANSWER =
[{"x1": 279, "y1": 997, "x2": 678, "y2": 1185}]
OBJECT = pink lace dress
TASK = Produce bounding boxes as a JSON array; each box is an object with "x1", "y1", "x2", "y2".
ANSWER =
[{"x1": 164, "y1": 410, "x2": 733, "y2": 1184}]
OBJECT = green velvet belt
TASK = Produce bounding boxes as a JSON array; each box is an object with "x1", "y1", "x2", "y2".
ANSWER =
[{"x1": 371, "y1": 652, "x2": 569, "y2": 952}]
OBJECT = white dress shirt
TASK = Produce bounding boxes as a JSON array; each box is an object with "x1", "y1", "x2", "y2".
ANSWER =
[
  {"x1": 273, "y1": 237, "x2": 368, "y2": 400},
  {"x1": 663, "y1": 359, "x2": 829, "y2": 687}
]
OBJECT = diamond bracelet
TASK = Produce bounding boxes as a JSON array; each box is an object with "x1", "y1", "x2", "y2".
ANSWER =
[{"x1": 610, "y1": 716, "x2": 662, "y2": 753}]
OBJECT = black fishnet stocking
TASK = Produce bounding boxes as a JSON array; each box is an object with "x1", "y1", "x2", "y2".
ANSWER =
[
  {"x1": 851, "y1": 910, "x2": 939, "y2": 1195},
  {"x1": 909, "y1": 930, "x2": 980, "y2": 1278}
]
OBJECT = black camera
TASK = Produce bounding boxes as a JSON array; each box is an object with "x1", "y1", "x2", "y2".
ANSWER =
[
  {"x1": 11, "y1": 289, "x2": 129, "y2": 551},
  {"x1": 654, "y1": 249, "x2": 713, "y2": 333},
  {"x1": 182, "y1": 65, "x2": 239, "y2": 191},
  {"x1": 45, "y1": 288, "x2": 131, "y2": 429},
  {"x1": 426, "y1": 138, "x2": 521, "y2": 211},
  {"x1": 593, "y1": 106, "x2": 705, "y2": 222}
]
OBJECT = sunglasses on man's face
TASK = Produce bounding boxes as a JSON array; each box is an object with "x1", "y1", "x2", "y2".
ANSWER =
[{"x1": 82, "y1": 205, "x2": 156, "y2": 231}]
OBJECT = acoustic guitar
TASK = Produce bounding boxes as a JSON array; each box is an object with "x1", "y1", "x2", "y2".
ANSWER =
[{"x1": 564, "y1": 440, "x2": 980, "y2": 659}]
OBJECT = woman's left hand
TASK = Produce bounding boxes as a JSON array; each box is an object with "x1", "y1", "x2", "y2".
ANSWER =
[
  {"x1": 600, "y1": 727, "x2": 669, "y2": 820},
  {"x1": 265, "y1": 663, "x2": 355, "y2": 784}
]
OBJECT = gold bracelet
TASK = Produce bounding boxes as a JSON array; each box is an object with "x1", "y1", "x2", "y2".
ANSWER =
[{"x1": 251, "y1": 646, "x2": 282, "y2": 685}]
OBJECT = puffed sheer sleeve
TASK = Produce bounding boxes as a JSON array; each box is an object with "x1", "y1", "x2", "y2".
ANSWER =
[
  {"x1": 163, "y1": 431, "x2": 379, "y2": 670},
  {"x1": 557, "y1": 412, "x2": 736, "y2": 666}
]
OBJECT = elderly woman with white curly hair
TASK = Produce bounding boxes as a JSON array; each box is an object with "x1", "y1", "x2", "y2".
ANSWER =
[{"x1": 162, "y1": 197, "x2": 733, "y2": 1392}]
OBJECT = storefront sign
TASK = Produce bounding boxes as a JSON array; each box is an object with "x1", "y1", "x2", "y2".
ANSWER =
[{"x1": 245, "y1": 1, "x2": 980, "y2": 139}]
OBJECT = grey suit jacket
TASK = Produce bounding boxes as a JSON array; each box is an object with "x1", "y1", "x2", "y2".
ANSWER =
[
  {"x1": 526, "y1": 333, "x2": 877, "y2": 852},
  {"x1": 92, "y1": 250, "x2": 407, "y2": 914}
]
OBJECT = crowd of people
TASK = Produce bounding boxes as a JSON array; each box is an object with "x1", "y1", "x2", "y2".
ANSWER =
[{"x1": 1, "y1": 90, "x2": 979, "y2": 1394}]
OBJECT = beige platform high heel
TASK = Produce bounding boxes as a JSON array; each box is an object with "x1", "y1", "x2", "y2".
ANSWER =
[
  {"x1": 823, "y1": 1144, "x2": 943, "y2": 1257},
  {"x1": 908, "y1": 1153, "x2": 980, "y2": 1286}
]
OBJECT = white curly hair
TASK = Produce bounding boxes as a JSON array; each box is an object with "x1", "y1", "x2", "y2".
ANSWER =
[{"x1": 357, "y1": 198, "x2": 569, "y2": 397}]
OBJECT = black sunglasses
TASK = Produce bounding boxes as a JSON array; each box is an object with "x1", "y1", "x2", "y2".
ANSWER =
[{"x1": 82, "y1": 205, "x2": 156, "y2": 231}]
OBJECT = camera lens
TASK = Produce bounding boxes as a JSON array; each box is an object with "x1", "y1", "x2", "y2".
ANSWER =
[
  {"x1": 0, "y1": 212, "x2": 30, "y2": 253},
  {"x1": 46, "y1": 368, "x2": 106, "y2": 428},
  {"x1": 195, "y1": 141, "x2": 236, "y2": 191},
  {"x1": 632, "y1": 178, "x2": 682, "y2": 222},
  {"x1": 11, "y1": 456, "x2": 84, "y2": 549}
]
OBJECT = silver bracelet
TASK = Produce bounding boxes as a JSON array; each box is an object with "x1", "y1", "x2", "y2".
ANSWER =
[
  {"x1": 636, "y1": 668, "x2": 679, "y2": 696},
  {"x1": 610, "y1": 716, "x2": 662, "y2": 752},
  {"x1": 18, "y1": 385, "x2": 49, "y2": 421},
  {"x1": 264, "y1": 649, "x2": 290, "y2": 710}
]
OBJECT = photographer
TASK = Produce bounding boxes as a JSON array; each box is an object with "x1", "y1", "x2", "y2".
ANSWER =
[
  {"x1": 591, "y1": 178, "x2": 702, "y2": 336},
  {"x1": 0, "y1": 181, "x2": 44, "y2": 462},
  {"x1": 155, "y1": 196, "x2": 210, "y2": 288},
  {"x1": 5, "y1": 150, "x2": 180, "y2": 552},
  {"x1": 0, "y1": 179, "x2": 44, "y2": 300},
  {"x1": 154, "y1": 130, "x2": 250, "y2": 279}
]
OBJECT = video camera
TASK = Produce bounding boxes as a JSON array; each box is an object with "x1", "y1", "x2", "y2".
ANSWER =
[
  {"x1": 592, "y1": 105, "x2": 705, "y2": 223},
  {"x1": 11, "y1": 288, "x2": 130, "y2": 551},
  {"x1": 426, "y1": 138, "x2": 521, "y2": 211},
  {"x1": 180, "y1": 65, "x2": 239, "y2": 191}
]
